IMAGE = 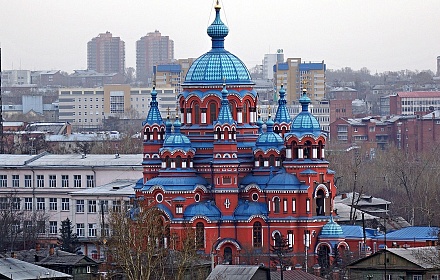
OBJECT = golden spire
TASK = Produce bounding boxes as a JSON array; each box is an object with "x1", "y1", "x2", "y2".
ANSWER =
[
  {"x1": 268, "y1": 104, "x2": 271, "y2": 118},
  {"x1": 167, "y1": 107, "x2": 171, "y2": 118},
  {"x1": 215, "y1": 0, "x2": 221, "y2": 9}
]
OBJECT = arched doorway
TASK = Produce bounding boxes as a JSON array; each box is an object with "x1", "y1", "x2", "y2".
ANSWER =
[{"x1": 223, "y1": 247, "x2": 232, "y2": 264}]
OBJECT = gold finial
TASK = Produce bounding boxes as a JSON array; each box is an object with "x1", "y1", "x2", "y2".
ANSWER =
[
  {"x1": 302, "y1": 79, "x2": 308, "y2": 93},
  {"x1": 268, "y1": 104, "x2": 271, "y2": 118},
  {"x1": 215, "y1": 0, "x2": 221, "y2": 9},
  {"x1": 167, "y1": 107, "x2": 171, "y2": 117}
]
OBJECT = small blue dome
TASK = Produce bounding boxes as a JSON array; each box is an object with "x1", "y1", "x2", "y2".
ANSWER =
[
  {"x1": 163, "y1": 134, "x2": 192, "y2": 148},
  {"x1": 184, "y1": 201, "x2": 221, "y2": 221},
  {"x1": 290, "y1": 91, "x2": 321, "y2": 137},
  {"x1": 265, "y1": 170, "x2": 306, "y2": 190},
  {"x1": 256, "y1": 116, "x2": 284, "y2": 150},
  {"x1": 320, "y1": 217, "x2": 344, "y2": 238}
]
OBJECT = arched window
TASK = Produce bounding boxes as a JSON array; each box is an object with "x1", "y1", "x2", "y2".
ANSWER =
[
  {"x1": 145, "y1": 128, "x2": 150, "y2": 141},
  {"x1": 317, "y1": 244, "x2": 330, "y2": 270},
  {"x1": 196, "y1": 222, "x2": 204, "y2": 249},
  {"x1": 292, "y1": 142, "x2": 298, "y2": 159},
  {"x1": 187, "y1": 156, "x2": 191, "y2": 168},
  {"x1": 209, "y1": 102, "x2": 217, "y2": 124},
  {"x1": 165, "y1": 156, "x2": 171, "y2": 168},
  {"x1": 316, "y1": 189, "x2": 325, "y2": 216},
  {"x1": 223, "y1": 247, "x2": 232, "y2": 264},
  {"x1": 194, "y1": 103, "x2": 200, "y2": 124},
  {"x1": 216, "y1": 127, "x2": 222, "y2": 140},
  {"x1": 243, "y1": 101, "x2": 249, "y2": 123},
  {"x1": 259, "y1": 155, "x2": 264, "y2": 167},
  {"x1": 253, "y1": 222, "x2": 262, "y2": 247},
  {"x1": 304, "y1": 140, "x2": 312, "y2": 159},
  {"x1": 273, "y1": 197, "x2": 280, "y2": 213},
  {"x1": 269, "y1": 155, "x2": 276, "y2": 167},
  {"x1": 273, "y1": 232, "x2": 282, "y2": 247},
  {"x1": 175, "y1": 156, "x2": 182, "y2": 169},
  {"x1": 159, "y1": 128, "x2": 164, "y2": 140}
]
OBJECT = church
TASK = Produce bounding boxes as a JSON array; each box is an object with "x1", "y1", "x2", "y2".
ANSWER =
[{"x1": 135, "y1": 2, "x2": 340, "y2": 268}]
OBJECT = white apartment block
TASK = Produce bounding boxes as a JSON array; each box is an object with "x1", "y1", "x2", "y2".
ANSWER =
[
  {"x1": 0, "y1": 153, "x2": 141, "y2": 259},
  {"x1": 58, "y1": 85, "x2": 176, "y2": 128}
]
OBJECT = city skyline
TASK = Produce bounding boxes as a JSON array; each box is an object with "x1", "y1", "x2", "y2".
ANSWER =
[{"x1": 1, "y1": 0, "x2": 439, "y2": 74}]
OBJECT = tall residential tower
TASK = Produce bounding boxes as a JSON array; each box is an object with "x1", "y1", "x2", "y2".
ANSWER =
[
  {"x1": 87, "y1": 32, "x2": 125, "y2": 75},
  {"x1": 136, "y1": 30, "x2": 174, "y2": 84}
]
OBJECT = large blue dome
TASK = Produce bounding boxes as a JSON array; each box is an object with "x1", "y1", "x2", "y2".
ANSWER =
[{"x1": 182, "y1": 3, "x2": 253, "y2": 86}]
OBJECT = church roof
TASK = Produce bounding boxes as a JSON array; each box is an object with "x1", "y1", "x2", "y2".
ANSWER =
[
  {"x1": 216, "y1": 84, "x2": 235, "y2": 124},
  {"x1": 182, "y1": 3, "x2": 253, "y2": 86},
  {"x1": 255, "y1": 116, "x2": 284, "y2": 151},
  {"x1": 265, "y1": 169, "x2": 307, "y2": 191},
  {"x1": 142, "y1": 87, "x2": 164, "y2": 126},
  {"x1": 138, "y1": 175, "x2": 208, "y2": 192},
  {"x1": 274, "y1": 85, "x2": 291, "y2": 124},
  {"x1": 234, "y1": 200, "x2": 268, "y2": 220},
  {"x1": 183, "y1": 201, "x2": 221, "y2": 220}
]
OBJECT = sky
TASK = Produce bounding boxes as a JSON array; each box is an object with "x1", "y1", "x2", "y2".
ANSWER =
[{"x1": 1, "y1": 0, "x2": 439, "y2": 74}]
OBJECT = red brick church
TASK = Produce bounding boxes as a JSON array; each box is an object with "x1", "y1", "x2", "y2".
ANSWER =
[{"x1": 135, "y1": 2, "x2": 356, "y2": 269}]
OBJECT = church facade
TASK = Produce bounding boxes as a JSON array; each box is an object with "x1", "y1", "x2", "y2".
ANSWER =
[{"x1": 135, "y1": 2, "x2": 339, "y2": 268}]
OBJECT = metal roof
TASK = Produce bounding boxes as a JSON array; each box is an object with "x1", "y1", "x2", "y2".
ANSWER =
[
  {"x1": 24, "y1": 154, "x2": 142, "y2": 167},
  {"x1": 207, "y1": 265, "x2": 269, "y2": 280},
  {"x1": 0, "y1": 257, "x2": 72, "y2": 279},
  {"x1": 70, "y1": 179, "x2": 136, "y2": 196}
]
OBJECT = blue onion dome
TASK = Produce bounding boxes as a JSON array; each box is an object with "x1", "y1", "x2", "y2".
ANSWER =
[
  {"x1": 274, "y1": 85, "x2": 291, "y2": 124},
  {"x1": 255, "y1": 114, "x2": 284, "y2": 151},
  {"x1": 290, "y1": 89, "x2": 321, "y2": 137},
  {"x1": 183, "y1": 201, "x2": 221, "y2": 221},
  {"x1": 216, "y1": 84, "x2": 235, "y2": 124},
  {"x1": 142, "y1": 86, "x2": 164, "y2": 126},
  {"x1": 182, "y1": 3, "x2": 253, "y2": 86},
  {"x1": 234, "y1": 200, "x2": 268, "y2": 219},
  {"x1": 207, "y1": 1, "x2": 229, "y2": 46},
  {"x1": 319, "y1": 216, "x2": 344, "y2": 238}
]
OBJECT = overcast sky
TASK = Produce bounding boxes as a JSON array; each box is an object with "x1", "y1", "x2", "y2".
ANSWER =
[{"x1": 1, "y1": 0, "x2": 439, "y2": 74}]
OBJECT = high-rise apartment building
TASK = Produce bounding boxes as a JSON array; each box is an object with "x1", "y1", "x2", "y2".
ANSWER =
[
  {"x1": 87, "y1": 32, "x2": 125, "y2": 75},
  {"x1": 274, "y1": 58, "x2": 326, "y2": 104},
  {"x1": 136, "y1": 30, "x2": 174, "y2": 84},
  {"x1": 262, "y1": 49, "x2": 284, "y2": 80}
]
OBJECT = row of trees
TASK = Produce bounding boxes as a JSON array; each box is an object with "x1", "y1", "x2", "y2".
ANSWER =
[{"x1": 328, "y1": 144, "x2": 440, "y2": 226}]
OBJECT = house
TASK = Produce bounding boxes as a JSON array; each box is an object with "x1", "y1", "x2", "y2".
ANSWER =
[{"x1": 348, "y1": 247, "x2": 440, "y2": 279}]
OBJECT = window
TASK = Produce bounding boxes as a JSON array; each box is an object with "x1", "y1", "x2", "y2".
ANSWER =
[
  {"x1": 49, "y1": 175, "x2": 56, "y2": 188},
  {"x1": 37, "y1": 221, "x2": 46, "y2": 234},
  {"x1": 25, "y1": 198, "x2": 32, "y2": 211},
  {"x1": 24, "y1": 221, "x2": 32, "y2": 230},
  {"x1": 62, "y1": 198, "x2": 70, "y2": 211},
  {"x1": 306, "y1": 198, "x2": 311, "y2": 213},
  {"x1": 49, "y1": 198, "x2": 57, "y2": 211},
  {"x1": 432, "y1": 275, "x2": 439, "y2": 280},
  {"x1": 25, "y1": 175, "x2": 32, "y2": 188},
  {"x1": 77, "y1": 223, "x2": 85, "y2": 237},
  {"x1": 0, "y1": 175, "x2": 7, "y2": 187},
  {"x1": 76, "y1": 200, "x2": 85, "y2": 213},
  {"x1": 0, "y1": 197, "x2": 8, "y2": 210},
  {"x1": 176, "y1": 204, "x2": 183, "y2": 214},
  {"x1": 36, "y1": 198, "x2": 45, "y2": 210},
  {"x1": 292, "y1": 198, "x2": 296, "y2": 213},
  {"x1": 88, "y1": 200, "x2": 97, "y2": 213},
  {"x1": 12, "y1": 175, "x2": 19, "y2": 187},
  {"x1": 88, "y1": 224, "x2": 97, "y2": 237},
  {"x1": 413, "y1": 276, "x2": 422, "y2": 280},
  {"x1": 49, "y1": 221, "x2": 57, "y2": 234},
  {"x1": 195, "y1": 222, "x2": 204, "y2": 249},
  {"x1": 287, "y1": 230, "x2": 294, "y2": 248},
  {"x1": 101, "y1": 200, "x2": 109, "y2": 212},
  {"x1": 283, "y1": 198, "x2": 288, "y2": 213},
  {"x1": 113, "y1": 200, "x2": 122, "y2": 212},
  {"x1": 273, "y1": 197, "x2": 280, "y2": 213},
  {"x1": 253, "y1": 222, "x2": 262, "y2": 247},
  {"x1": 61, "y1": 175, "x2": 69, "y2": 188},
  {"x1": 11, "y1": 198, "x2": 20, "y2": 210},
  {"x1": 74, "y1": 175, "x2": 81, "y2": 187},
  {"x1": 86, "y1": 175, "x2": 94, "y2": 188},
  {"x1": 37, "y1": 175, "x2": 44, "y2": 188},
  {"x1": 12, "y1": 221, "x2": 20, "y2": 233}
]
